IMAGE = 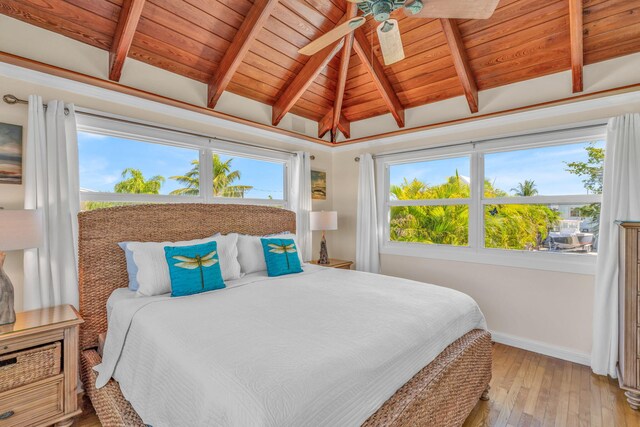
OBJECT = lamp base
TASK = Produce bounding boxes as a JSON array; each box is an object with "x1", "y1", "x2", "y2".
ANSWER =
[
  {"x1": 0, "y1": 252, "x2": 16, "y2": 325},
  {"x1": 318, "y1": 234, "x2": 330, "y2": 265}
]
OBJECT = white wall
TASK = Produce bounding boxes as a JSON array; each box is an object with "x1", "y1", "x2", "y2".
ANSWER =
[
  {"x1": 2, "y1": 13, "x2": 640, "y2": 361},
  {"x1": 0, "y1": 71, "x2": 332, "y2": 312},
  {"x1": 0, "y1": 96, "x2": 26, "y2": 311},
  {"x1": 330, "y1": 86, "x2": 640, "y2": 360}
]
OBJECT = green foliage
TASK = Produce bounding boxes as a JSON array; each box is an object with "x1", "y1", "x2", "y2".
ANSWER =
[
  {"x1": 564, "y1": 143, "x2": 604, "y2": 230},
  {"x1": 485, "y1": 204, "x2": 559, "y2": 250},
  {"x1": 82, "y1": 201, "x2": 124, "y2": 211},
  {"x1": 114, "y1": 168, "x2": 164, "y2": 194},
  {"x1": 389, "y1": 175, "x2": 559, "y2": 249},
  {"x1": 511, "y1": 180, "x2": 538, "y2": 197},
  {"x1": 564, "y1": 144, "x2": 604, "y2": 194},
  {"x1": 170, "y1": 154, "x2": 253, "y2": 197}
]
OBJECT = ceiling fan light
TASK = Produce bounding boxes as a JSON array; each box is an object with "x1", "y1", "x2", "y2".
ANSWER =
[
  {"x1": 404, "y1": 0, "x2": 424, "y2": 16},
  {"x1": 377, "y1": 19, "x2": 405, "y2": 65}
]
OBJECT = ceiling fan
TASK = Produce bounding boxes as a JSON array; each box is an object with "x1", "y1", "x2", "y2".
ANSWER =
[{"x1": 299, "y1": 0, "x2": 500, "y2": 66}]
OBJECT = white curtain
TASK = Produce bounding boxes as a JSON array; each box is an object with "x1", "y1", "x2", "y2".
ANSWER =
[
  {"x1": 291, "y1": 151, "x2": 312, "y2": 261},
  {"x1": 23, "y1": 96, "x2": 80, "y2": 310},
  {"x1": 356, "y1": 153, "x2": 380, "y2": 273},
  {"x1": 591, "y1": 113, "x2": 640, "y2": 377}
]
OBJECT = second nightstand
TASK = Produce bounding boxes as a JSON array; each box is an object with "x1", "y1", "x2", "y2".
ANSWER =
[
  {"x1": 0, "y1": 305, "x2": 83, "y2": 427},
  {"x1": 309, "y1": 258, "x2": 354, "y2": 269}
]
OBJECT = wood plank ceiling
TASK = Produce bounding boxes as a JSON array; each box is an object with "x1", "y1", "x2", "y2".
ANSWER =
[{"x1": 1, "y1": 0, "x2": 640, "y2": 143}]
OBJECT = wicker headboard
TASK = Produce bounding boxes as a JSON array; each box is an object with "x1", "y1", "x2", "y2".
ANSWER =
[{"x1": 77, "y1": 203, "x2": 296, "y2": 350}]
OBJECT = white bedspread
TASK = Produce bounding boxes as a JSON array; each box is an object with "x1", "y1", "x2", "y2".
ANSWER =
[{"x1": 95, "y1": 266, "x2": 486, "y2": 427}]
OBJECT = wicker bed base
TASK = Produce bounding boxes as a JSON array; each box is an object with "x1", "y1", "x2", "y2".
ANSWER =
[{"x1": 80, "y1": 329, "x2": 491, "y2": 427}]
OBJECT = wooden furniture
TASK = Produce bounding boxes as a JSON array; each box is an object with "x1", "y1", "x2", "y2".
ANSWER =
[
  {"x1": 617, "y1": 221, "x2": 640, "y2": 410},
  {"x1": 77, "y1": 204, "x2": 491, "y2": 427},
  {"x1": 0, "y1": 305, "x2": 83, "y2": 427},
  {"x1": 309, "y1": 258, "x2": 353, "y2": 270}
]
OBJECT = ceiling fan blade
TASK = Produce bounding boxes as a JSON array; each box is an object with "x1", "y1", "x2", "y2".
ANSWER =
[
  {"x1": 405, "y1": 0, "x2": 500, "y2": 19},
  {"x1": 377, "y1": 20, "x2": 405, "y2": 66},
  {"x1": 298, "y1": 17, "x2": 366, "y2": 56}
]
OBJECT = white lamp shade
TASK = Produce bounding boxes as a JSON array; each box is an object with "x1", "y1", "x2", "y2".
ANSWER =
[
  {"x1": 0, "y1": 209, "x2": 43, "y2": 251},
  {"x1": 310, "y1": 211, "x2": 338, "y2": 231}
]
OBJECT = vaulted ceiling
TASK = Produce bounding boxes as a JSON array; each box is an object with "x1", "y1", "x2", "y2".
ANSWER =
[{"x1": 2, "y1": 0, "x2": 640, "y2": 143}]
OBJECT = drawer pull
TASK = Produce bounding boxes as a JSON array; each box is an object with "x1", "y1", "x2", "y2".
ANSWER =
[
  {"x1": 0, "y1": 357, "x2": 17, "y2": 367},
  {"x1": 0, "y1": 410, "x2": 14, "y2": 420}
]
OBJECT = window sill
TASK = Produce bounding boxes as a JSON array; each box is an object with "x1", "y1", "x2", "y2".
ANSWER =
[{"x1": 380, "y1": 242, "x2": 597, "y2": 275}]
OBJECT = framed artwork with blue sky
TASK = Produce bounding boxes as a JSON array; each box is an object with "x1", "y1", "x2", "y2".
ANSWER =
[{"x1": 0, "y1": 122, "x2": 22, "y2": 185}]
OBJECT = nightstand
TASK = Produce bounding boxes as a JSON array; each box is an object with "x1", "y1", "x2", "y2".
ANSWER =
[
  {"x1": 0, "y1": 305, "x2": 83, "y2": 427},
  {"x1": 309, "y1": 259, "x2": 354, "y2": 269}
]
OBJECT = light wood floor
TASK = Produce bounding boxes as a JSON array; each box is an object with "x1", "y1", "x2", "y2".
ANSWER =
[{"x1": 77, "y1": 343, "x2": 640, "y2": 427}]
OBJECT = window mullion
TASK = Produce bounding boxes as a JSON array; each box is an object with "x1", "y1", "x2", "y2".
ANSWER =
[
  {"x1": 469, "y1": 150, "x2": 483, "y2": 251},
  {"x1": 201, "y1": 147, "x2": 214, "y2": 203},
  {"x1": 483, "y1": 194, "x2": 602, "y2": 205},
  {"x1": 389, "y1": 198, "x2": 470, "y2": 207}
]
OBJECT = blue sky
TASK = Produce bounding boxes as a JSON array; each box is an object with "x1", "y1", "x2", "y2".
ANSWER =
[
  {"x1": 390, "y1": 140, "x2": 605, "y2": 196},
  {"x1": 78, "y1": 132, "x2": 284, "y2": 199}
]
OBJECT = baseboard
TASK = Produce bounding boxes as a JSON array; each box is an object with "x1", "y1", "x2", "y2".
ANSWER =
[{"x1": 490, "y1": 331, "x2": 591, "y2": 366}]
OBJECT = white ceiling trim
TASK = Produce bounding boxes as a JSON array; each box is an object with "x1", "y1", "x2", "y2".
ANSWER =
[
  {"x1": 333, "y1": 89, "x2": 640, "y2": 152},
  {"x1": 2, "y1": 60, "x2": 640, "y2": 155},
  {"x1": 0, "y1": 61, "x2": 333, "y2": 153}
]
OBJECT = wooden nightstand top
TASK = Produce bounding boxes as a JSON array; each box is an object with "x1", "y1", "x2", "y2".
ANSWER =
[
  {"x1": 309, "y1": 259, "x2": 354, "y2": 269},
  {"x1": 0, "y1": 305, "x2": 82, "y2": 339}
]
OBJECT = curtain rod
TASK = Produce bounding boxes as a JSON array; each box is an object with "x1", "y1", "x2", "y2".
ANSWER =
[
  {"x1": 353, "y1": 122, "x2": 607, "y2": 162},
  {"x1": 3, "y1": 94, "x2": 70, "y2": 115},
  {"x1": 3, "y1": 94, "x2": 310, "y2": 159}
]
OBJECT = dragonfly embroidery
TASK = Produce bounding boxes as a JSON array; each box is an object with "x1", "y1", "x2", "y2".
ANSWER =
[
  {"x1": 268, "y1": 241, "x2": 297, "y2": 269},
  {"x1": 172, "y1": 250, "x2": 218, "y2": 289}
]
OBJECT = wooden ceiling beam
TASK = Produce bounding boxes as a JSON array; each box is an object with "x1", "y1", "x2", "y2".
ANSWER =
[
  {"x1": 353, "y1": 29, "x2": 405, "y2": 128},
  {"x1": 319, "y1": 109, "x2": 350, "y2": 141},
  {"x1": 569, "y1": 0, "x2": 584, "y2": 93},
  {"x1": 109, "y1": 0, "x2": 146, "y2": 82},
  {"x1": 208, "y1": 0, "x2": 279, "y2": 108},
  {"x1": 439, "y1": 18, "x2": 478, "y2": 113},
  {"x1": 331, "y1": 2, "x2": 358, "y2": 137},
  {"x1": 272, "y1": 39, "x2": 345, "y2": 126}
]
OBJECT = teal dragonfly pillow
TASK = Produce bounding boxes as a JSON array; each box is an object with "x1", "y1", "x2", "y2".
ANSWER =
[
  {"x1": 260, "y1": 238, "x2": 303, "y2": 277},
  {"x1": 164, "y1": 241, "x2": 225, "y2": 297}
]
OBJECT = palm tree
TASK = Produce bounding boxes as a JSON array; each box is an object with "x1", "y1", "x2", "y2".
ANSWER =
[
  {"x1": 389, "y1": 175, "x2": 558, "y2": 250},
  {"x1": 170, "y1": 154, "x2": 253, "y2": 197},
  {"x1": 114, "y1": 168, "x2": 164, "y2": 194},
  {"x1": 511, "y1": 180, "x2": 539, "y2": 197}
]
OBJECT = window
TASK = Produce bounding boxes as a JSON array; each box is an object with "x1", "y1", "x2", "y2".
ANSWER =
[
  {"x1": 79, "y1": 132, "x2": 200, "y2": 197},
  {"x1": 482, "y1": 141, "x2": 604, "y2": 254},
  {"x1": 77, "y1": 115, "x2": 291, "y2": 211},
  {"x1": 389, "y1": 156, "x2": 471, "y2": 246},
  {"x1": 378, "y1": 126, "x2": 606, "y2": 273}
]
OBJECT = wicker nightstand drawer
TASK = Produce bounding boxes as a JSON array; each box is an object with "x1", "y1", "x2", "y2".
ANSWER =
[
  {"x1": 0, "y1": 375, "x2": 64, "y2": 427},
  {"x1": 0, "y1": 342, "x2": 61, "y2": 393}
]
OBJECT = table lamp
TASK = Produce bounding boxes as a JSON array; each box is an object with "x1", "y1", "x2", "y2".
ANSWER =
[
  {"x1": 310, "y1": 211, "x2": 338, "y2": 265},
  {"x1": 0, "y1": 209, "x2": 43, "y2": 325}
]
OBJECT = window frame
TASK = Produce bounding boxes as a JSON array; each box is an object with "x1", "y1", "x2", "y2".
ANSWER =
[
  {"x1": 377, "y1": 126, "x2": 606, "y2": 274},
  {"x1": 76, "y1": 114, "x2": 292, "y2": 209}
]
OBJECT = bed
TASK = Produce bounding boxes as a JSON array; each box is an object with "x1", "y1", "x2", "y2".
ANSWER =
[{"x1": 78, "y1": 204, "x2": 492, "y2": 427}]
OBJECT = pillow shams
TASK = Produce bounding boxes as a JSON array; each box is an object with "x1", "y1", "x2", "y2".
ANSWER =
[
  {"x1": 165, "y1": 241, "x2": 225, "y2": 297},
  {"x1": 260, "y1": 238, "x2": 303, "y2": 277},
  {"x1": 128, "y1": 233, "x2": 241, "y2": 296},
  {"x1": 237, "y1": 232, "x2": 303, "y2": 274},
  {"x1": 118, "y1": 242, "x2": 139, "y2": 291}
]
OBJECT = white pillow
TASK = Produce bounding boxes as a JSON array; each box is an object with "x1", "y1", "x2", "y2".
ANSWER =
[
  {"x1": 128, "y1": 233, "x2": 241, "y2": 296},
  {"x1": 237, "y1": 232, "x2": 303, "y2": 274}
]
